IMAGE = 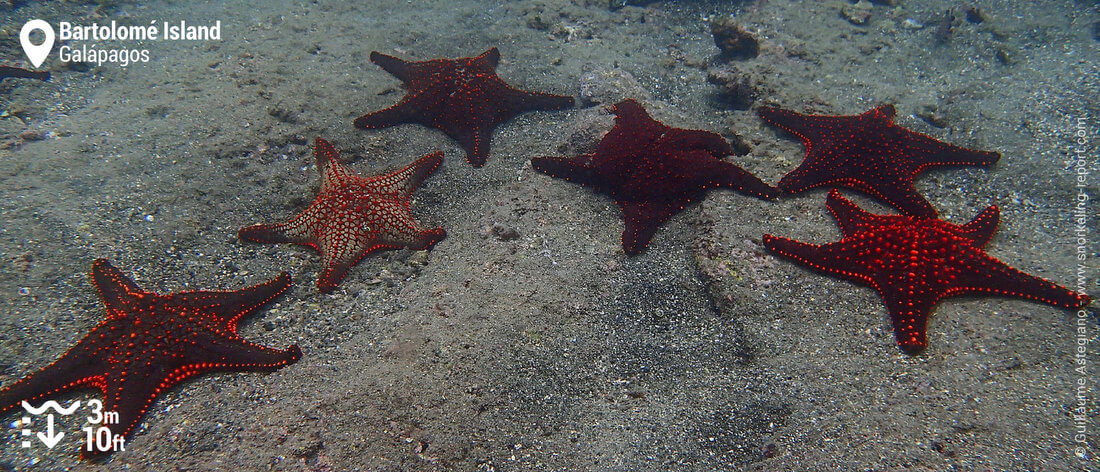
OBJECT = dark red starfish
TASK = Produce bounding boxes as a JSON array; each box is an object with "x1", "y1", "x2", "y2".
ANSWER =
[
  {"x1": 764, "y1": 189, "x2": 1091, "y2": 354},
  {"x1": 532, "y1": 99, "x2": 777, "y2": 254},
  {"x1": 240, "y1": 137, "x2": 445, "y2": 293},
  {"x1": 758, "y1": 104, "x2": 1000, "y2": 217},
  {"x1": 354, "y1": 47, "x2": 574, "y2": 167},
  {"x1": 0, "y1": 259, "x2": 300, "y2": 459}
]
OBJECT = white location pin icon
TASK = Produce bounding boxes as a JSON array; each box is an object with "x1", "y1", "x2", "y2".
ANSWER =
[{"x1": 20, "y1": 20, "x2": 55, "y2": 69}]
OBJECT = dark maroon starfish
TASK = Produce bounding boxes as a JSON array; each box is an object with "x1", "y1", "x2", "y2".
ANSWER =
[
  {"x1": 764, "y1": 190, "x2": 1091, "y2": 354},
  {"x1": 0, "y1": 260, "x2": 301, "y2": 459},
  {"x1": 758, "y1": 104, "x2": 1000, "y2": 217},
  {"x1": 532, "y1": 99, "x2": 777, "y2": 254},
  {"x1": 354, "y1": 47, "x2": 574, "y2": 167}
]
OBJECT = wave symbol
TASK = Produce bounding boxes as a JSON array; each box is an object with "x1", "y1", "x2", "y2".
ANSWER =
[{"x1": 22, "y1": 400, "x2": 81, "y2": 416}]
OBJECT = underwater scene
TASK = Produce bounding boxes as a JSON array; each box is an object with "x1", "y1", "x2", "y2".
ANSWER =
[{"x1": 0, "y1": 0, "x2": 1097, "y2": 470}]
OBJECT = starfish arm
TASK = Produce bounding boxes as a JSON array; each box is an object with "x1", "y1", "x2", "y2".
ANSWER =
[
  {"x1": 449, "y1": 127, "x2": 490, "y2": 167},
  {"x1": 368, "y1": 51, "x2": 415, "y2": 83},
  {"x1": 0, "y1": 343, "x2": 107, "y2": 416},
  {"x1": 762, "y1": 235, "x2": 877, "y2": 289},
  {"x1": 712, "y1": 161, "x2": 779, "y2": 200},
  {"x1": 775, "y1": 161, "x2": 823, "y2": 193},
  {"x1": 531, "y1": 154, "x2": 593, "y2": 180},
  {"x1": 908, "y1": 132, "x2": 1001, "y2": 172},
  {"x1": 504, "y1": 88, "x2": 574, "y2": 116},
  {"x1": 315, "y1": 225, "x2": 377, "y2": 294},
  {"x1": 386, "y1": 225, "x2": 446, "y2": 251},
  {"x1": 611, "y1": 99, "x2": 663, "y2": 132},
  {"x1": 91, "y1": 259, "x2": 144, "y2": 319},
  {"x1": 825, "y1": 189, "x2": 890, "y2": 236},
  {"x1": 475, "y1": 47, "x2": 502, "y2": 69},
  {"x1": 880, "y1": 290, "x2": 938, "y2": 354},
  {"x1": 166, "y1": 272, "x2": 292, "y2": 329},
  {"x1": 763, "y1": 235, "x2": 830, "y2": 272},
  {"x1": 190, "y1": 336, "x2": 304, "y2": 371},
  {"x1": 620, "y1": 201, "x2": 677, "y2": 254},
  {"x1": 313, "y1": 138, "x2": 355, "y2": 190},
  {"x1": 960, "y1": 205, "x2": 999, "y2": 247},
  {"x1": 353, "y1": 100, "x2": 419, "y2": 130},
  {"x1": 531, "y1": 155, "x2": 609, "y2": 195},
  {"x1": 83, "y1": 369, "x2": 164, "y2": 459},
  {"x1": 238, "y1": 221, "x2": 314, "y2": 246},
  {"x1": 866, "y1": 104, "x2": 897, "y2": 121},
  {"x1": 82, "y1": 336, "x2": 296, "y2": 460},
  {"x1": 665, "y1": 129, "x2": 734, "y2": 157},
  {"x1": 317, "y1": 252, "x2": 358, "y2": 294},
  {"x1": 870, "y1": 180, "x2": 938, "y2": 218},
  {"x1": 954, "y1": 254, "x2": 1091, "y2": 309},
  {"x1": 370, "y1": 151, "x2": 444, "y2": 197},
  {"x1": 757, "y1": 106, "x2": 842, "y2": 143}
]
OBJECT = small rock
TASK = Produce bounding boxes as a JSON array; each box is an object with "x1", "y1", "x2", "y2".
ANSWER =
[
  {"x1": 706, "y1": 67, "x2": 758, "y2": 110},
  {"x1": 559, "y1": 106, "x2": 615, "y2": 154},
  {"x1": 0, "y1": 117, "x2": 25, "y2": 139},
  {"x1": 407, "y1": 250, "x2": 430, "y2": 267},
  {"x1": 18, "y1": 129, "x2": 45, "y2": 141},
  {"x1": 710, "y1": 17, "x2": 759, "y2": 60},
  {"x1": 841, "y1": 1, "x2": 874, "y2": 26},
  {"x1": 934, "y1": 9, "x2": 959, "y2": 43},
  {"x1": 481, "y1": 222, "x2": 519, "y2": 241},
  {"x1": 577, "y1": 63, "x2": 650, "y2": 106},
  {"x1": 917, "y1": 106, "x2": 949, "y2": 128},
  {"x1": 964, "y1": 5, "x2": 986, "y2": 24}
]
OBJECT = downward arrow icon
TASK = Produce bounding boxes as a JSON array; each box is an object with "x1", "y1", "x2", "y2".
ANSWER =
[{"x1": 36, "y1": 414, "x2": 64, "y2": 449}]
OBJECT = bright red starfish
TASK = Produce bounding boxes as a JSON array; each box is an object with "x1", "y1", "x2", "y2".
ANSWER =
[
  {"x1": 240, "y1": 138, "x2": 445, "y2": 293},
  {"x1": 532, "y1": 99, "x2": 777, "y2": 254},
  {"x1": 764, "y1": 190, "x2": 1091, "y2": 354},
  {"x1": 0, "y1": 259, "x2": 300, "y2": 459},
  {"x1": 354, "y1": 47, "x2": 574, "y2": 167},
  {"x1": 758, "y1": 104, "x2": 1000, "y2": 217}
]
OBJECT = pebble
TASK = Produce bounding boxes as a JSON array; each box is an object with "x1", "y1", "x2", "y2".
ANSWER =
[{"x1": 902, "y1": 18, "x2": 924, "y2": 29}]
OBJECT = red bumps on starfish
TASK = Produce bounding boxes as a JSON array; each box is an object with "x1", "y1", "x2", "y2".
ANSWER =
[
  {"x1": 532, "y1": 99, "x2": 778, "y2": 254},
  {"x1": 763, "y1": 189, "x2": 1091, "y2": 354},
  {"x1": 240, "y1": 137, "x2": 445, "y2": 293},
  {"x1": 758, "y1": 104, "x2": 1000, "y2": 217},
  {"x1": 0, "y1": 259, "x2": 300, "y2": 459},
  {"x1": 354, "y1": 47, "x2": 574, "y2": 167}
]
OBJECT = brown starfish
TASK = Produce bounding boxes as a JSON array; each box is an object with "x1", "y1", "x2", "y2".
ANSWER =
[
  {"x1": 532, "y1": 99, "x2": 777, "y2": 254},
  {"x1": 354, "y1": 47, "x2": 574, "y2": 167},
  {"x1": 758, "y1": 104, "x2": 1000, "y2": 217}
]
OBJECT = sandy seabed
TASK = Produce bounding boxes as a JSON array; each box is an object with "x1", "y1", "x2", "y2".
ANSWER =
[{"x1": 0, "y1": 0, "x2": 1097, "y2": 470}]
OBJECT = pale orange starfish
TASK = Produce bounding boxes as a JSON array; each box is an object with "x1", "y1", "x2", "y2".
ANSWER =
[{"x1": 240, "y1": 138, "x2": 446, "y2": 292}]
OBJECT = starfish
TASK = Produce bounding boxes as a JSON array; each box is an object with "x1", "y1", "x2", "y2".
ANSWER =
[
  {"x1": 354, "y1": 47, "x2": 574, "y2": 167},
  {"x1": 0, "y1": 259, "x2": 300, "y2": 459},
  {"x1": 532, "y1": 99, "x2": 777, "y2": 254},
  {"x1": 240, "y1": 137, "x2": 446, "y2": 293},
  {"x1": 757, "y1": 104, "x2": 1000, "y2": 217},
  {"x1": 763, "y1": 189, "x2": 1091, "y2": 354}
]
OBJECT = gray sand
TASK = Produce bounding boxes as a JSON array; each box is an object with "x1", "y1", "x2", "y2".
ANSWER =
[{"x1": 0, "y1": 0, "x2": 1097, "y2": 470}]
